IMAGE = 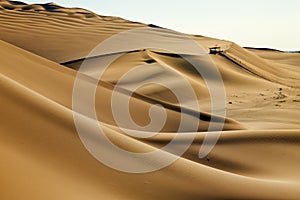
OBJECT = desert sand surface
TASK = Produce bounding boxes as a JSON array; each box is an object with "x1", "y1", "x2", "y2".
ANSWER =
[{"x1": 1, "y1": 0, "x2": 300, "y2": 199}]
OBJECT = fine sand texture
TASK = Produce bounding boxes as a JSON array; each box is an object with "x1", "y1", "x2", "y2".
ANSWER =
[{"x1": 1, "y1": 1, "x2": 300, "y2": 199}]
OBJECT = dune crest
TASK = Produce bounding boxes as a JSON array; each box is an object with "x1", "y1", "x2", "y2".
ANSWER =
[
  {"x1": 0, "y1": 1, "x2": 300, "y2": 199},
  {"x1": 0, "y1": 0, "x2": 100, "y2": 18}
]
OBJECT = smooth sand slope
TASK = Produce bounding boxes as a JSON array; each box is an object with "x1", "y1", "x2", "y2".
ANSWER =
[{"x1": 1, "y1": 1, "x2": 300, "y2": 199}]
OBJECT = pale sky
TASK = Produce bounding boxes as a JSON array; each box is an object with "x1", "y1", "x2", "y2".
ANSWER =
[{"x1": 23, "y1": 0, "x2": 300, "y2": 51}]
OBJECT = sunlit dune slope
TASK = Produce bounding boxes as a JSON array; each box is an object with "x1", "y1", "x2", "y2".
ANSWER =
[{"x1": 1, "y1": 0, "x2": 300, "y2": 199}]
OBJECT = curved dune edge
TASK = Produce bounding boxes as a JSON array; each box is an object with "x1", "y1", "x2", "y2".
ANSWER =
[
  {"x1": 1, "y1": 51, "x2": 300, "y2": 198},
  {"x1": 1, "y1": 1, "x2": 300, "y2": 199},
  {"x1": 1, "y1": 69, "x2": 300, "y2": 199}
]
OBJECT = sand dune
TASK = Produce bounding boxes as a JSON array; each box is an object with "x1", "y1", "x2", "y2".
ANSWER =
[{"x1": 1, "y1": 0, "x2": 300, "y2": 199}]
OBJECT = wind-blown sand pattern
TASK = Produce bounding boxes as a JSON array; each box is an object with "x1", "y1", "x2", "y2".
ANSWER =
[{"x1": 1, "y1": 0, "x2": 300, "y2": 199}]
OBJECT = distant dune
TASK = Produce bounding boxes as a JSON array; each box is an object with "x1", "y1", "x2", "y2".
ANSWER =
[{"x1": 1, "y1": 0, "x2": 300, "y2": 199}]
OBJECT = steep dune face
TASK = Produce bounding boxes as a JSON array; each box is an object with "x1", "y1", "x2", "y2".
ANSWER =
[
  {"x1": 0, "y1": 40, "x2": 242, "y2": 132},
  {"x1": 1, "y1": 40, "x2": 300, "y2": 199},
  {"x1": 221, "y1": 43, "x2": 300, "y2": 87},
  {"x1": 1, "y1": 1, "x2": 300, "y2": 199}
]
